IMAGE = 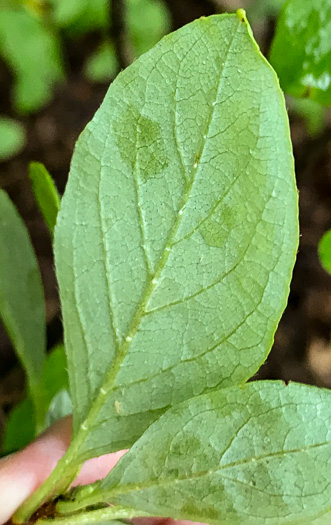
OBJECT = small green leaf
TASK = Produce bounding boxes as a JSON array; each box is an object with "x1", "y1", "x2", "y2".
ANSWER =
[
  {"x1": 0, "y1": 116, "x2": 25, "y2": 161},
  {"x1": 289, "y1": 97, "x2": 325, "y2": 136},
  {"x1": 50, "y1": 0, "x2": 108, "y2": 35},
  {"x1": 0, "y1": 190, "x2": 46, "y2": 427},
  {"x1": 55, "y1": 12, "x2": 298, "y2": 460},
  {"x1": 2, "y1": 397, "x2": 35, "y2": 455},
  {"x1": 45, "y1": 389, "x2": 72, "y2": 428},
  {"x1": 79, "y1": 381, "x2": 331, "y2": 525},
  {"x1": 318, "y1": 229, "x2": 331, "y2": 275},
  {"x1": 85, "y1": 42, "x2": 118, "y2": 83},
  {"x1": 270, "y1": 0, "x2": 331, "y2": 106},
  {"x1": 128, "y1": 0, "x2": 170, "y2": 57},
  {"x1": 3, "y1": 344, "x2": 69, "y2": 453},
  {"x1": 84, "y1": 0, "x2": 170, "y2": 84},
  {"x1": 0, "y1": 6, "x2": 64, "y2": 114},
  {"x1": 29, "y1": 162, "x2": 61, "y2": 236},
  {"x1": 42, "y1": 344, "x2": 69, "y2": 406}
]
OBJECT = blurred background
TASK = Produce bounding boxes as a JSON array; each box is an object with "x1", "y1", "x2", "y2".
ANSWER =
[{"x1": 0, "y1": 0, "x2": 331, "y2": 452}]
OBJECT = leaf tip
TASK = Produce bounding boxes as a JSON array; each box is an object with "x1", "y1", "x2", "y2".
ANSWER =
[{"x1": 236, "y1": 8, "x2": 247, "y2": 23}]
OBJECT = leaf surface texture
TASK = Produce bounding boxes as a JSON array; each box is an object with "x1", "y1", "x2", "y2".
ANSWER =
[
  {"x1": 55, "y1": 13, "x2": 298, "y2": 458},
  {"x1": 94, "y1": 382, "x2": 331, "y2": 525}
]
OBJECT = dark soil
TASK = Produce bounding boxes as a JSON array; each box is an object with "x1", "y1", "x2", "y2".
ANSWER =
[{"x1": 1, "y1": 0, "x2": 331, "y2": 450}]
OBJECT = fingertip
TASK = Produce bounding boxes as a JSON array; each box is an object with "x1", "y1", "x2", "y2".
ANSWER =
[{"x1": 73, "y1": 449, "x2": 127, "y2": 486}]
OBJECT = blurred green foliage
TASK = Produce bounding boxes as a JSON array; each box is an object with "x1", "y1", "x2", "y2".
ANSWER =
[
  {"x1": 288, "y1": 97, "x2": 326, "y2": 137},
  {"x1": 0, "y1": 0, "x2": 169, "y2": 116},
  {"x1": 29, "y1": 162, "x2": 61, "y2": 236},
  {"x1": 248, "y1": 0, "x2": 285, "y2": 21},
  {"x1": 85, "y1": 0, "x2": 170, "y2": 83},
  {"x1": 319, "y1": 229, "x2": 331, "y2": 276},
  {"x1": 270, "y1": 0, "x2": 331, "y2": 106},
  {"x1": 49, "y1": 0, "x2": 108, "y2": 34},
  {"x1": 0, "y1": 0, "x2": 329, "y2": 163},
  {"x1": 0, "y1": 5, "x2": 64, "y2": 114},
  {"x1": 3, "y1": 344, "x2": 69, "y2": 454},
  {"x1": 0, "y1": 182, "x2": 69, "y2": 455},
  {"x1": 0, "y1": 190, "x2": 47, "y2": 429},
  {"x1": 0, "y1": 117, "x2": 25, "y2": 160}
]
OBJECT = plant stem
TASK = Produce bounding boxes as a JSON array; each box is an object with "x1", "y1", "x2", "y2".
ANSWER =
[
  {"x1": 39, "y1": 505, "x2": 151, "y2": 525},
  {"x1": 57, "y1": 493, "x2": 106, "y2": 515},
  {"x1": 12, "y1": 445, "x2": 82, "y2": 524}
]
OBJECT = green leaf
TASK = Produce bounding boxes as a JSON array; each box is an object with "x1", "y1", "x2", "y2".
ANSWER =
[
  {"x1": 55, "y1": 11, "x2": 298, "y2": 460},
  {"x1": 84, "y1": 41, "x2": 118, "y2": 83},
  {"x1": 270, "y1": 0, "x2": 331, "y2": 106},
  {"x1": 2, "y1": 397, "x2": 35, "y2": 455},
  {"x1": 0, "y1": 116, "x2": 25, "y2": 161},
  {"x1": 289, "y1": 97, "x2": 325, "y2": 137},
  {"x1": 50, "y1": 0, "x2": 108, "y2": 35},
  {"x1": 318, "y1": 229, "x2": 331, "y2": 275},
  {"x1": 307, "y1": 512, "x2": 331, "y2": 525},
  {"x1": 42, "y1": 344, "x2": 69, "y2": 406},
  {"x1": 84, "y1": 0, "x2": 170, "y2": 84},
  {"x1": 29, "y1": 162, "x2": 61, "y2": 236},
  {"x1": 75, "y1": 381, "x2": 331, "y2": 525},
  {"x1": 45, "y1": 389, "x2": 72, "y2": 428},
  {"x1": 2, "y1": 344, "x2": 69, "y2": 453},
  {"x1": 0, "y1": 190, "x2": 46, "y2": 428},
  {"x1": 0, "y1": 6, "x2": 64, "y2": 114},
  {"x1": 128, "y1": 0, "x2": 170, "y2": 57}
]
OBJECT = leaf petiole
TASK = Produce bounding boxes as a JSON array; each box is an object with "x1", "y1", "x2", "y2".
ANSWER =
[
  {"x1": 12, "y1": 447, "x2": 82, "y2": 524},
  {"x1": 39, "y1": 505, "x2": 151, "y2": 525},
  {"x1": 56, "y1": 493, "x2": 104, "y2": 515}
]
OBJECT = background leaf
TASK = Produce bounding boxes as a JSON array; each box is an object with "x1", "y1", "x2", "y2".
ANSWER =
[
  {"x1": 49, "y1": 0, "x2": 108, "y2": 35},
  {"x1": 29, "y1": 162, "x2": 61, "y2": 235},
  {"x1": 0, "y1": 5, "x2": 64, "y2": 114},
  {"x1": 127, "y1": 0, "x2": 170, "y2": 57},
  {"x1": 84, "y1": 381, "x2": 331, "y2": 525},
  {"x1": 0, "y1": 190, "x2": 46, "y2": 428},
  {"x1": 2, "y1": 344, "x2": 69, "y2": 454},
  {"x1": 84, "y1": 41, "x2": 118, "y2": 84},
  {"x1": 42, "y1": 344, "x2": 69, "y2": 406},
  {"x1": 84, "y1": 0, "x2": 170, "y2": 83},
  {"x1": 45, "y1": 389, "x2": 72, "y2": 428},
  {"x1": 318, "y1": 229, "x2": 331, "y2": 275},
  {"x1": 270, "y1": 0, "x2": 331, "y2": 106},
  {"x1": 2, "y1": 397, "x2": 35, "y2": 455},
  {"x1": 0, "y1": 116, "x2": 25, "y2": 161},
  {"x1": 288, "y1": 97, "x2": 325, "y2": 137},
  {"x1": 55, "y1": 12, "x2": 298, "y2": 460}
]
